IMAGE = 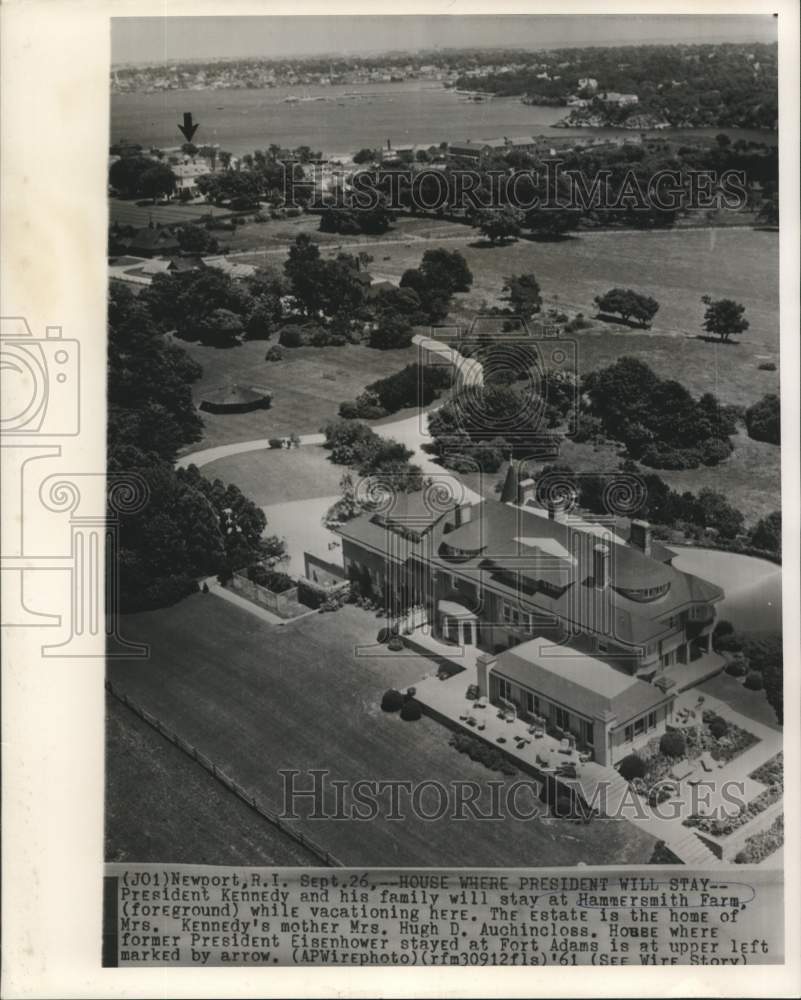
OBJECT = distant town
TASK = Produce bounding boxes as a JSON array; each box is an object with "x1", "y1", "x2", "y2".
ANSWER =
[{"x1": 112, "y1": 42, "x2": 778, "y2": 130}]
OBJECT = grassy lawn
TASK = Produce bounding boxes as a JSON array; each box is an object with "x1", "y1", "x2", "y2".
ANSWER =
[
  {"x1": 558, "y1": 427, "x2": 781, "y2": 528},
  {"x1": 105, "y1": 694, "x2": 319, "y2": 865},
  {"x1": 109, "y1": 198, "x2": 232, "y2": 227},
  {"x1": 108, "y1": 596, "x2": 658, "y2": 866},
  {"x1": 202, "y1": 444, "x2": 343, "y2": 506},
  {"x1": 697, "y1": 672, "x2": 781, "y2": 731},
  {"x1": 179, "y1": 340, "x2": 419, "y2": 451}
]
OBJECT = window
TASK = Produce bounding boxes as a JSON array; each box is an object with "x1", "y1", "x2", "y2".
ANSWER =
[
  {"x1": 524, "y1": 612, "x2": 534, "y2": 634},
  {"x1": 624, "y1": 724, "x2": 634, "y2": 743},
  {"x1": 647, "y1": 711, "x2": 657, "y2": 730},
  {"x1": 634, "y1": 716, "x2": 645, "y2": 737},
  {"x1": 525, "y1": 692, "x2": 540, "y2": 716},
  {"x1": 554, "y1": 706, "x2": 570, "y2": 731},
  {"x1": 497, "y1": 678, "x2": 512, "y2": 701},
  {"x1": 580, "y1": 718, "x2": 594, "y2": 746},
  {"x1": 502, "y1": 603, "x2": 512, "y2": 625}
]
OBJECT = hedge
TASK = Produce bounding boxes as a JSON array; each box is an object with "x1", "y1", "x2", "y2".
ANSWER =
[
  {"x1": 400, "y1": 701, "x2": 422, "y2": 722},
  {"x1": 659, "y1": 731, "x2": 686, "y2": 758},
  {"x1": 618, "y1": 754, "x2": 647, "y2": 781},
  {"x1": 381, "y1": 689, "x2": 404, "y2": 712},
  {"x1": 744, "y1": 670, "x2": 764, "y2": 691}
]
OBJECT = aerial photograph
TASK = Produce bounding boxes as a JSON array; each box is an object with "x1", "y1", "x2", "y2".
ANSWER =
[{"x1": 105, "y1": 13, "x2": 782, "y2": 875}]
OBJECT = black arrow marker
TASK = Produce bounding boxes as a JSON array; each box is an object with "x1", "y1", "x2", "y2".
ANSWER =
[{"x1": 178, "y1": 112, "x2": 199, "y2": 142}]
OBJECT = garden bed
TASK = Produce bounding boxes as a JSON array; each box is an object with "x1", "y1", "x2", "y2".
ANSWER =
[
  {"x1": 632, "y1": 713, "x2": 760, "y2": 787},
  {"x1": 750, "y1": 752, "x2": 783, "y2": 787},
  {"x1": 734, "y1": 814, "x2": 784, "y2": 864},
  {"x1": 683, "y1": 782, "x2": 782, "y2": 837}
]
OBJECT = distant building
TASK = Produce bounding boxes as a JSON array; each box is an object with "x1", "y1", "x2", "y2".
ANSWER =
[
  {"x1": 578, "y1": 77, "x2": 598, "y2": 93},
  {"x1": 599, "y1": 92, "x2": 639, "y2": 106},
  {"x1": 201, "y1": 256, "x2": 257, "y2": 280}
]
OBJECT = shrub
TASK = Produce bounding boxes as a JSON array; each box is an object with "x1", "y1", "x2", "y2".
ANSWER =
[
  {"x1": 708, "y1": 716, "x2": 729, "y2": 739},
  {"x1": 268, "y1": 438, "x2": 284, "y2": 449},
  {"x1": 659, "y1": 731, "x2": 686, "y2": 758},
  {"x1": 618, "y1": 754, "x2": 647, "y2": 781},
  {"x1": 381, "y1": 689, "x2": 404, "y2": 712},
  {"x1": 758, "y1": 361, "x2": 777, "y2": 371},
  {"x1": 278, "y1": 327, "x2": 303, "y2": 348},
  {"x1": 265, "y1": 345, "x2": 283, "y2": 361},
  {"x1": 745, "y1": 393, "x2": 780, "y2": 444},
  {"x1": 744, "y1": 670, "x2": 764, "y2": 691},
  {"x1": 726, "y1": 659, "x2": 747, "y2": 678},
  {"x1": 400, "y1": 700, "x2": 422, "y2": 721},
  {"x1": 377, "y1": 627, "x2": 391, "y2": 644},
  {"x1": 387, "y1": 635, "x2": 404, "y2": 652}
]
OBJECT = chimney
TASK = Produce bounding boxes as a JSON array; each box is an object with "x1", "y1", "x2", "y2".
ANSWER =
[
  {"x1": 453, "y1": 503, "x2": 472, "y2": 528},
  {"x1": 593, "y1": 542, "x2": 610, "y2": 588},
  {"x1": 500, "y1": 463, "x2": 519, "y2": 504},
  {"x1": 630, "y1": 519, "x2": 652, "y2": 557}
]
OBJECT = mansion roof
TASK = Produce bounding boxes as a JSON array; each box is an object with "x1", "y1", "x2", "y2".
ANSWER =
[{"x1": 336, "y1": 496, "x2": 723, "y2": 648}]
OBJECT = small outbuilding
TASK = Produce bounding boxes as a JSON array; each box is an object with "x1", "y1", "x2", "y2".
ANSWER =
[{"x1": 199, "y1": 384, "x2": 272, "y2": 414}]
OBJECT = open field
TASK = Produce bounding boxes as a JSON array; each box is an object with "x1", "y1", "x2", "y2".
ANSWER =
[
  {"x1": 179, "y1": 339, "x2": 418, "y2": 451},
  {"x1": 109, "y1": 197, "x2": 233, "y2": 227},
  {"x1": 202, "y1": 444, "x2": 342, "y2": 506},
  {"x1": 108, "y1": 596, "x2": 658, "y2": 866},
  {"x1": 558, "y1": 427, "x2": 781, "y2": 528},
  {"x1": 230, "y1": 222, "x2": 779, "y2": 407},
  {"x1": 106, "y1": 695, "x2": 319, "y2": 864}
]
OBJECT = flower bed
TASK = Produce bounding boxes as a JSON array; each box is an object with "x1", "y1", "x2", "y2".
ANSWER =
[
  {"x1": 750, "y1": 752, "x2": 783, "y2": 787},
  {"x1": 633, "y1": 716, "x2": 759, "y2": 787},
  {"x1": 734, "y1": 815, "x2": 784, "y2": 864},
  {"x1": 449, "y1": 732, "x2": 517, "y2": 776},
  {"x1": 683, "y1": 783, "x2": 782, "y2": 837}
]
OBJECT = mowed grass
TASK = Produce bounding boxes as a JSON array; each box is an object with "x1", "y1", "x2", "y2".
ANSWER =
[
  {"x1": 179, "y1": 339, "x2": 418, "y2": 451},
  {"x1": 202, "y1": 444, "x2": 343, "y2": 506},
  {"x1": 109, "y1": 198, "x2": 232, "y2": 227},
  {"x1": 106, "y1": 695, "x2": 319, "y2": 865},
  {"x1": 230, "y1": 223, "x2": 779, "y2": 409},
  {"x1": 108, "y1": 596, "x2": 658, "y2": 867}
]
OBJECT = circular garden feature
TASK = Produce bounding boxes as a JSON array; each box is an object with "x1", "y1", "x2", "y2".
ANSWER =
[{"x1": 199, "y1": 383, "x2": 272, "y2": 414}]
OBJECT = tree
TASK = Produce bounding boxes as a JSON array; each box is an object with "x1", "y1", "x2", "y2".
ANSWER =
[
  {"x1": 748, "y1": 510, "x2": 781, "y2": 554},
  {"x1": 701, "y1": 296, "x2": 749, "y2": 342},
  {"x1": 419, "y1": 248, "x2": 473, "y2": 293},
  {"x1": 109, "y1": 156, "x2": 176, "y2": 200},
  {"x1": 399, "y1": 267, "x2": 451, "y2": 322},
  {"x1": 594, "y1": 288, "x2": 659, "y2": 328},
  {"x1": 283, "y1": 233, "x2": 326, "y2": 316},
  {"x1": 197, "y1": 308, "x2": 244, "y2": 347},
  {"x1": 745, "y1": 394, "x2": 780, "y2": 444},
  {"x1": 369, "y1": 312, "x2": 414, "y2": 350},
  {"x1": 175, "y1": 224, "x2": 219, "y2": 254},
  {"x1": 503, "y1": 273, "x2": 542, "y2": 317},
  {"x1": 473, "y1": 207, "x2": 522, "y2": 244},
  {"x1": 353, "y1": 148, "x2": 377, "y2": 164},
  {"x1": 694, "y1": 489, "x2": 744, "y2": 540}
]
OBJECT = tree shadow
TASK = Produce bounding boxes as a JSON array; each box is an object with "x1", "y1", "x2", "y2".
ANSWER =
[
  {"x1": 467, "y1": 238, "x2": 519, "y2": 249},
  {"x1": 594, "y1": 312, "x2": 649, "y2": 331},
  {"x1": 694, "y1": 335, "x2": 743, "y2": 345}
]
